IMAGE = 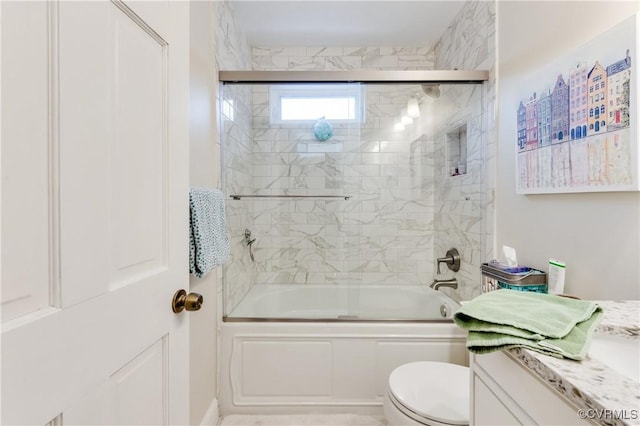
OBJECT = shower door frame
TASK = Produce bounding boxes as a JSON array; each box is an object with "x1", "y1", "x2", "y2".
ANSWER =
[
  {"x1": 218, "y1": 69, "x2": 490, "y2": 321},
  {"x1": 219, "y1": 69, "x2": 489, "y2": 84}
]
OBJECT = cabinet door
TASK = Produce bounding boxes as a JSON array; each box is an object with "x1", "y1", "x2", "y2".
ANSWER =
[
  {"x1": 473, "y1": 376, "x2": 521, "y2": 425},
  {"x1": 471, "y1": 352, "x2": 591, "y2": 426}
]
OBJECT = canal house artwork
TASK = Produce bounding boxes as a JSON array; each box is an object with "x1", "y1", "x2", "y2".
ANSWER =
[{"x1": 516, "y1": 14, "x2": 638, "y2": 194}]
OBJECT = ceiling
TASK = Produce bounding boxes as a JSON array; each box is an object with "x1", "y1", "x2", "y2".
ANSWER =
[{"x1": 230, "y1": 1, "x2": 466, "y2": 47}]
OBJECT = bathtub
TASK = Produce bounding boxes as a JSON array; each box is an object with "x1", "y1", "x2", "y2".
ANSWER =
[
  {"x1": 226, "y1": 284, "x2": 458, "y2": 320},
  {"x1": 220, "y1": 285, "x2": 468, "y2": 416}
]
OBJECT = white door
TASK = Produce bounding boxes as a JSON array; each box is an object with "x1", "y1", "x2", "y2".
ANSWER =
[{"x1": 1, "y1": 1, "x2": 190, "y2": 424}]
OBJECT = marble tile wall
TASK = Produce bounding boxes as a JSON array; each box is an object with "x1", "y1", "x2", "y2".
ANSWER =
[
  {"x1": 213, "y1": 1, "x2": 256, "y2": 314},
  {"x1": 428, "y1": 84, "x2": 486, "y2": 301},
  {"x1": 249, "y1": 45, "x2": 439, "y2": 286},
  {"x1": 252, "y1": 46, "x2": 435, "y2": 71},
  {"x1": 218, "y1": 0, "x2": 496, "y2": 308},
  {"x1": 430, "y1": 0, "x2": 496, "y2": 301}
]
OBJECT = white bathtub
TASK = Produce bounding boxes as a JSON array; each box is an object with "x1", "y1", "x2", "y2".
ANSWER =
[
  {"x1": 220, "y1": 284, "x2": 468, "y2": 416},
  {"x1": 226, "y1": 284, "x2": 458, "y2": 320}
]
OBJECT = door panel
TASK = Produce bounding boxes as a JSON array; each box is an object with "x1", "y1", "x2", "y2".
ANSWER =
[
  {"x1": 58, "y1": 0, "x2": 111, "y2": 307},
  {"x1": 111, "y1": 4, "x2": 167, "y2": 287},
  {"x1": 110, "y1": 336, "x2": 169, "y2": 425},
  {"x1": 1, "y1": 1, "x2": 190, "y2": 424},
  {"x1": 0, "y1": 1, "x2": 52, "y2": 322},
  {"x1": 64, "y1": 336, "x2": 169, "y2": 426}
]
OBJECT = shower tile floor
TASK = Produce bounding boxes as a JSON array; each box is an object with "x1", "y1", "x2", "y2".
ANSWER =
[{"x1": 219, "y1": 414, "x2": 387, "y2": 426}]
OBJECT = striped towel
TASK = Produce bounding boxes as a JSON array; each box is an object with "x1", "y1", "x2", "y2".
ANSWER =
[{"x1": 189, "y1": 188, "x2": 230, "y2": 278}]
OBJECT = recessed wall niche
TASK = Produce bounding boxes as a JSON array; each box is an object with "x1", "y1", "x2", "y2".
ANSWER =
[{"x1": 446, "y1": 123, "x2": 468, "y2": 176}]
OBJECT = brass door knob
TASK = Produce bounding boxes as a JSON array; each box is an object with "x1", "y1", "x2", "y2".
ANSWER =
[{"x1": 172, "y1": 289, "x2": 204, "y2": 313}]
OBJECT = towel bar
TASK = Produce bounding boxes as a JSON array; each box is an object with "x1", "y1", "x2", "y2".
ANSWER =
[{"x1": 230, "y1": 195, "x2": 350, "y2": 200}]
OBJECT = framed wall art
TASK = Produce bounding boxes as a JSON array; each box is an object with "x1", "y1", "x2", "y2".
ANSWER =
[{"x1": 516, "y1": 14, "x2": 638, "y2": 194}]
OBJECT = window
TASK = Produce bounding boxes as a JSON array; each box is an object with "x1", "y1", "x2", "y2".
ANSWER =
[
  {"x1": 600, "y1": 105, "x2": 605, "y2": 114},
  {"x1": 589, "y1": 108, "x2": 594, "y2": 117},
  {"x1": 269, "y1": 84, "x2": 364, "y2": 123}
]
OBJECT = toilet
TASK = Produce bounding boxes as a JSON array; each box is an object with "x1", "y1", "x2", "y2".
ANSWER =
[{"x1": 383, "y1": 362, "x2": 469, "y2": 426}]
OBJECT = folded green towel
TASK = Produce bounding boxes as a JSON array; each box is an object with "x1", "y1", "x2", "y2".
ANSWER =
[
  {"x1": 454, "y1": 289, "x2": 603, "y2": 360},
  {"x1": 465, "y1": 309, "x2": 602, "y2": 360}
]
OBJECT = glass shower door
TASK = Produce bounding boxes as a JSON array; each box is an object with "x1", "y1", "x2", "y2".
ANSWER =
[
  {"x1": 221, "y1": 82, "x2": 363, "y2": 319},
  {"x1": 220, "y1": 78, "x2": 486, "y2": 320}
]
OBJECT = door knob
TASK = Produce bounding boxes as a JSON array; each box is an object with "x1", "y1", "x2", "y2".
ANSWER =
[{"x1": 172, "y1": 289, "x2": 203, "y2": 313}]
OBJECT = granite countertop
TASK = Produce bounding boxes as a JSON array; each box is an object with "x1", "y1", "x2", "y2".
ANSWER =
[{"x1": 507, "y1": 300, "x2": 640, "y2": 426}]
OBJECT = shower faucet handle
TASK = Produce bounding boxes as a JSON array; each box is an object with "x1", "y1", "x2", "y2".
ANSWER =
[{"x1": 436, "y1": 248, "x2": 461, "y2": 274}]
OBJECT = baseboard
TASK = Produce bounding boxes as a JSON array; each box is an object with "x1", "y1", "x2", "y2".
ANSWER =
[{"x1": 200, "y1": 398, "x2": 220, "y2": 426}]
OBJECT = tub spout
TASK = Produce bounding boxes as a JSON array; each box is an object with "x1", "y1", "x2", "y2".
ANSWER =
[{"x1": 430, "y1": 278, "x2": 458, "y2": 291}]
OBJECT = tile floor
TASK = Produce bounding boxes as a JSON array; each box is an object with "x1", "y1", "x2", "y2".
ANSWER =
[{"x1": 219, "y1": 414, "x2": 387, "y2": 426}]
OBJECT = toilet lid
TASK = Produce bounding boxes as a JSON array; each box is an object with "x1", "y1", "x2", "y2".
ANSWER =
[{"x1": 388, "y1": 362, "x2": 469, "y2": 425}]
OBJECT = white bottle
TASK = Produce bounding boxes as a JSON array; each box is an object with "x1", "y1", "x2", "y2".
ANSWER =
[{"x1": 548, "y1": 259, "x2": 566, "y2": 295}]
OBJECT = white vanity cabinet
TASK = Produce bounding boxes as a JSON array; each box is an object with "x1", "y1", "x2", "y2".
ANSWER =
[{"x1": 470, "y1": 351, "x2": 593, "y2": 425}]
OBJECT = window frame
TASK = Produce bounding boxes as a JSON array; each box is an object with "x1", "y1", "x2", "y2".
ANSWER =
[{"x1": 269, "y1": 83, "x2": 365, "y2": 124}]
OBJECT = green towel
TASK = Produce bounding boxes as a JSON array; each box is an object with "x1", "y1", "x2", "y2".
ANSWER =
[{"x1": 454, "y1": 290, "x2": 603, "y2": 360}]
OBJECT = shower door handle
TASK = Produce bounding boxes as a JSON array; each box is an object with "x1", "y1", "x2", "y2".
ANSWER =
[{"x1": 172, "y1": 289, "x2": 204, "y2": 313}]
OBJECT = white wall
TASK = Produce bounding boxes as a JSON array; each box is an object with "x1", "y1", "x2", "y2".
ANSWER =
[
  {"x1": 496, "y1": 1, "x2": 640, "y2": 299},
  {"x1": 189, "y1": 2, "x2": 219, "y2": 424}
]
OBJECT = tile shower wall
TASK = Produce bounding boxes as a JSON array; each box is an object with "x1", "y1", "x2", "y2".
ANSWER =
[
  {"x1": 247, "y1": 1, "x2": 495, "y2": 298},
  {"x1": 249, "y1": 101, "x2": 361, "y2": 285},
  {"x1": 252, "y1": 46, "x2": 435, "y2": 71},
  {"x1": 219, "y1": 0, "x2": 496, "y2": 306},
  {"x1": 430, "y1": 0, "x2": 496, "y2": 301},
  {"x1": 213, "y1": 1, "x2": 255, "y2": 313},
  {"x1": 250, "y1": 46, "x2": 439, "y2": 286},
  {"x1": 423, "y1": 83, "x2": 486, "y2": 301}
]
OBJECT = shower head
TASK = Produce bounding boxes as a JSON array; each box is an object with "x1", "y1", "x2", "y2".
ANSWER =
[{"x1": 421, "y1": 83, "x2": 440, "y2": 99}]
